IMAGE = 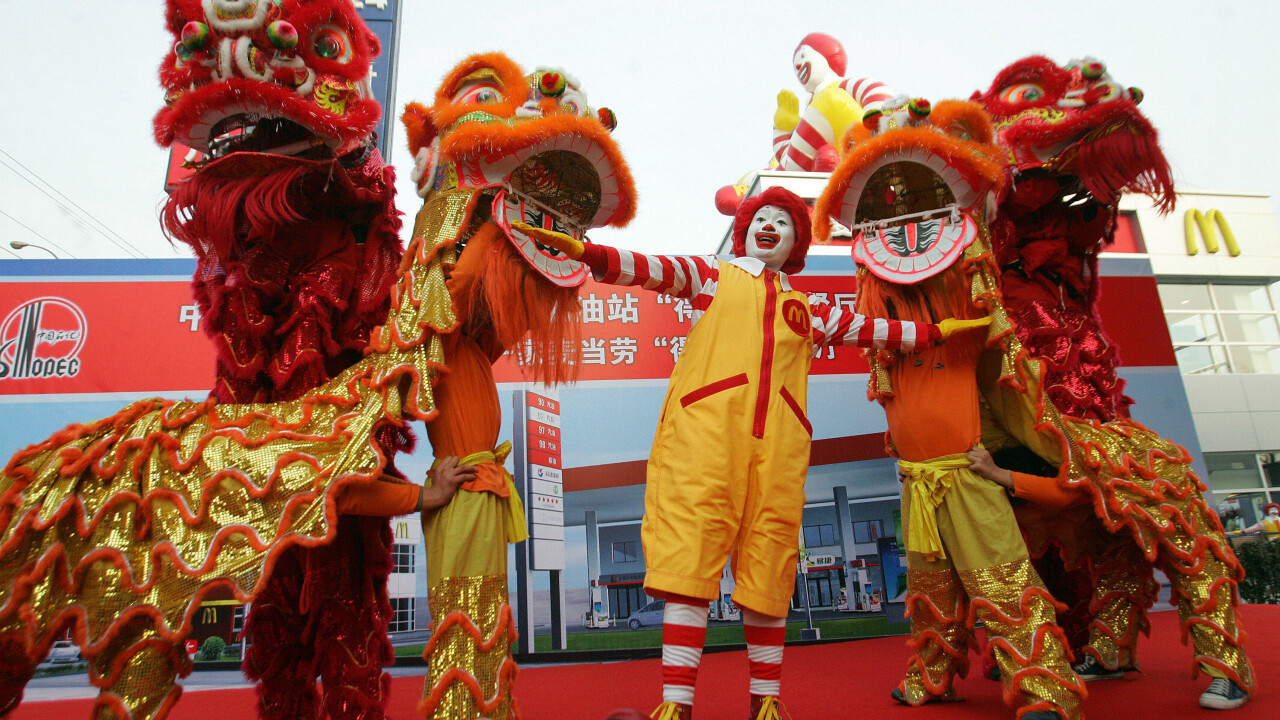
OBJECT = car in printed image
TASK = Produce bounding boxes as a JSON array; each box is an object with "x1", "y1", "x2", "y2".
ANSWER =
[
  {"x1": 626, "y1": 599, "x2": 665, "y2": 630},
  {"x1": 44, "y1": 640, "x2": 82, "y2": 665}
]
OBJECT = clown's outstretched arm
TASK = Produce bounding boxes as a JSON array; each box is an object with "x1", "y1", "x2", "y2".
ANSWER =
[
  {"x1": 512, "y1": 221, "x2": 712, "y2": 301},
  {"x1": 810, "y1": 302, "x2": 990, "y2": 352}
]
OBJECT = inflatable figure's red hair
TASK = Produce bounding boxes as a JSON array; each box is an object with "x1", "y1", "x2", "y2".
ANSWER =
[{"x1": 797, "y1": 33, "x2": 846, "y2": 77}]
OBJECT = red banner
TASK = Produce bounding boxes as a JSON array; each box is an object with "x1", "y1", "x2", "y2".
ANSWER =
[
  {"x1": 0, "y1": 280, "x2": 215, "y2": 396},
  {"x1": 0, "y1": 269, "x2": 1174, "y2": 398}
]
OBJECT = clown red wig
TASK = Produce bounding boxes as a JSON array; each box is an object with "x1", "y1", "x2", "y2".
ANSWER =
[{"x1": 731, "y1": 187, "x2": 813, "y2": 275}]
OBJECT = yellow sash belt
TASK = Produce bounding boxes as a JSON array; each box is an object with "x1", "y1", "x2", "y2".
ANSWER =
[
  {"x1": 433, "y1": 441, "x2": 530, "y2": 544},
  {"x1": 898, "y1": 452, "x2": 971, "y2": 561}
]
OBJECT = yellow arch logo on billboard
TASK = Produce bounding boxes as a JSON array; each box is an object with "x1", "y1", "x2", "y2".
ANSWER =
[{"x1": 1184, "y1": 208, "x2": 1240, "y2": 256}]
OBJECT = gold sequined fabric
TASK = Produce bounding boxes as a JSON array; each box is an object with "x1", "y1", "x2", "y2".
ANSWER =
[
  {"x1": 0, "y1": 191, "x2": 460, "y2": 696},
  {"x1": 420, "y1": 575, "x2": 516, "y2": 720},
  {"x1": 1170, "y1": 556, "x2": 1255, "y2": 689},
  {"x1": 1084, "y1": 540, "x2": 1157, "y2": 670},
  {"x1": 87, "y1": 616, "x2": 185, "y2": 720},
  {"x1": 959, "y1": 559, "x2": 1085, "y2": 720},
  {"x1": 366, "y1": 188, "x2": 477, "y2": 421},
  {"x1": 870, "y1": 229, "x2": 1253, "y2": 690},
  {"x1": 901, "y1": 568, "x2": 970, "y2": 703}
]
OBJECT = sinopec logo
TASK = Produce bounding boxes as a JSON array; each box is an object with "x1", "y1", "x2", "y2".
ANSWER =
[{"x1": 0, "y1": 297, "x2": 87, "y2": 380}]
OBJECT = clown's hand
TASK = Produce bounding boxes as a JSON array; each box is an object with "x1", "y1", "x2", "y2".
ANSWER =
[
  {"x1": 510, "y1": 221, "x2": 585, "y2": 260},
  {"x1": 938, "y1": 316, "x2": 992, "y2": 340},
  {"x1": 775, "y1": 90, "x2": 800, "y2": 133}
]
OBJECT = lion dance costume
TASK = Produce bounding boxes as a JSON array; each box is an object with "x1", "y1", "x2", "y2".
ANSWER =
[
  {"x1": 816, "y1": 97, "x2": 1086, "y2": 720},
  {"x1": 973, "y1": 56, "x2": 1253, "y2": 702},
  {"x1": 0, "y1": 9, "x2": 635, "y2": 720},
  {"x1": 400, "y1": 55, "x2": 635, "y2": 719}
]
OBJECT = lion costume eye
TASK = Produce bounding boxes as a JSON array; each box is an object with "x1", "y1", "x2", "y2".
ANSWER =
[
  {"x1": 1093, "y1": 81, "x2": 1122, "y2": 102},
  {"x1": 453, "y1": 82, "x2": 503, "y2": 105},
  {"x1": 312, "y1": 25, "x2": 353, "y2": 63},
  {"x1": 998, "y1": 82, "x2": 1046, "y2": 105}
]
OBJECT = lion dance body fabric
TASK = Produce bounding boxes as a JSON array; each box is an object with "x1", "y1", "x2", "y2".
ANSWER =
[
  {"x1": 399, "y1": 55, "x2": 635, "y2": 719},
  {"x1": 816, "y1": 99, "x2": 1086, "y2": 719},
  {"x1": 975, "y1": 56, "x2": 1252, "y2": 692},
  {"x1": 0, "y1": 2, "x2": 428, "y2": 718}
]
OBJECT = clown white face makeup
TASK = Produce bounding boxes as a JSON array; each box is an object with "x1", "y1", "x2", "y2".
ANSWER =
[
  {"x1": 746, "y1": 204, "x2": 797, "y2": 272},
  {"x1": 1269, "y1": 506, "x2": 1279, "y2": 518},
  {"x1": 793, "y1": 45, "x2": 832, "y2": 93}
]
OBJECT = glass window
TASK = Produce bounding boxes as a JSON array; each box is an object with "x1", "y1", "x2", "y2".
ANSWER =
[
  {"x1": 1160, "y1": 282, "x2": 1280, "y2": 375},
  {"x1": 612, "y1": 541, "x2": 637, "y2": 563},
  {"x1": 1159, "y1": 284, "x2": 1213, "y2": 310},
  {"x1": 852, "y1": 519, "x2": 884, "y2": 544},
  {"x1": 1213, "y1": 284, "x2": 1274, "y2": 312},
  {"x1": 389, "y1": 597, "x2": 415, "y2": 633},
  {"x1": 1166, "y1": 313, "x2": 1221, "y2": 343},
  {"x1": 1174, "y1": 345, "x2": 1228, "y2": 375},
  {"x1": 1227, "y1": 345, "x2": 1280, "y2": 374},
  {"x1": 803, "y1": 524, "x2": 836, "y2": 547},
  {"x1": 1205, "y1": 453, "x2": 1264, "y2": 491},
  {"x1": 391, "y1": 544, "x2": 415, "y2": 574},
  {"x1": 1219, "y1": 314, "x2": 1280, "y2": 344}
]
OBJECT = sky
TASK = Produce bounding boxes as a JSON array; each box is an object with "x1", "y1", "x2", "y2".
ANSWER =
[{"x1": 1, "y1": 1, "x2": 1278, "y2": 261}]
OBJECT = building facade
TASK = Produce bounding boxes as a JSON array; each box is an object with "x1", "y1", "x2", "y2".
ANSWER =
[{"x1": 1117, "y1": 191, "x2": 1280, "y2": 529}]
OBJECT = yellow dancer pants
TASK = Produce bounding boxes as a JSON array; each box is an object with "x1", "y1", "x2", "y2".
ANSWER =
[
  {"x1": 419, "y1": 479, "x2": 521, "y2": 720},
  {"x1": 899, "y1": 459, "x2": 1086, "y2": 719}
]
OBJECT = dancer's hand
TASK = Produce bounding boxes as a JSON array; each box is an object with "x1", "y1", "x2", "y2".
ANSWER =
[
  {"x1": 938, "y1": 316, "x2": 992, "y2": 339},
  {"x1": 421, "y1": 456, "x2": 477, "y2": 511},
  {"x1": 966, "y1": 445, "x2": 1013, "y2": 490},
  {"x1": 510, "y1": 221, "x2": 585, "y2": 260}
]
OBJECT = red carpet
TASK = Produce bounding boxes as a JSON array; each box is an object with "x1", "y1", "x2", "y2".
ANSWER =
[{"x1": 16, "y1": 605, "x2": 1278, "y2": 719}]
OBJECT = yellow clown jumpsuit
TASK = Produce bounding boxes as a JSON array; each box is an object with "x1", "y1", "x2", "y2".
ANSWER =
[{"x1": 576, "y1": 244, "x2": 938, "y2": 619}]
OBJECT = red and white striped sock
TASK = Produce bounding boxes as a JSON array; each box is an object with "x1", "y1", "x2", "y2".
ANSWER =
[
  {"x1": 661, "y1": 599, "x2": 709, "y2": 706},
  {"x1": 743, "y1": 608, "x2": 786, "y2": 698}
]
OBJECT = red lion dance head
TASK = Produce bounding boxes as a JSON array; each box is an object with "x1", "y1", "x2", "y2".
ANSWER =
[{"x1": 154, "y1": 0, "x2": 401, "y2": 405}]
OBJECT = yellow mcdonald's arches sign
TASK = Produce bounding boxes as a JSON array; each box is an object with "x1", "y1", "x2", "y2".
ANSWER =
[
  {"x1": 201, "y1": 606, "x2": 217, "y2": 624},
  {"x1": 1184, "y1": 208, "x2": 1241, "y2": 256},
  {"x1": 395, "y1": 521, "x2": 410, "y2": 539}
]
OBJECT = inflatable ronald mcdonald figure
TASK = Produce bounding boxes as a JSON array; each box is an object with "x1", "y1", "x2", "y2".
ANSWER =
[
  {"x1": 518, "y1": 188, "x2": 985, "y2": 720},
  {"x1": 772, "y1": 32, "x2": 896, "y2": 172},
  {"x1": 717, "y1": 33, "x2": 897, "y2": 217}
]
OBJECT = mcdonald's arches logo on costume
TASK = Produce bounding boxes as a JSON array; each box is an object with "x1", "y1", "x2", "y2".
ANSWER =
[
  {"x1": 1184, "y1": 209, "x2": 1240, "y2": 257},
  {"x1": 782, "y1": 298, "x2": 811, "y2": 337}
]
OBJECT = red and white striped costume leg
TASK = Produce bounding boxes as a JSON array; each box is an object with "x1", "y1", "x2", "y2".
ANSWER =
[
  {"x1": 662, "y1": 598, "x2": 710, "y2": 706},
  {"x1": 742, "y1": 608, "x2": 786, "y2": 699}
]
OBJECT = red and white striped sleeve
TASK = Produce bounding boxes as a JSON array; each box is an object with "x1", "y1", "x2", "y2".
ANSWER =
[
  {"x1": 578, "y1": 243, "x2": 718, "y2": 300},
  {"x1": 810, "y1": 301, "x2": 939, "y2": 351},
  {"x1": 837, "y1": 77, "x2": 896, "y2": 113}
]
